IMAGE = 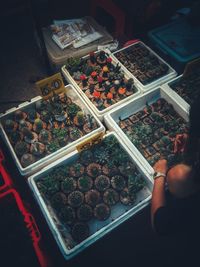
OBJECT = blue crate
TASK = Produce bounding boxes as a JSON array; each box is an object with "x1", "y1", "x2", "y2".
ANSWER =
[{"x1": 148, "y1": 17, "x2": 200, "y2": 70}]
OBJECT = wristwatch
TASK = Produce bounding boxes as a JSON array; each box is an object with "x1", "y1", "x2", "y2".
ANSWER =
[{"x1": 153, "y1": 171, "x2": 166, "y2": 180}]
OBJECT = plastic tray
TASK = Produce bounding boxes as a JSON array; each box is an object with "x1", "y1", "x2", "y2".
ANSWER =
[
  {"x1": 28, "y1": 132, "x2": 153, "y2": 260},
  {"x1": 42, "y1": 16, "x2": 113, "y2": 70},
  {"x1": 104, "y1": 87, "x2": 189, "y2": 174},
  {"x1": 62, "y1": 50, "x2": 141, "y2": 121},
  {"x1": 0, "y1": 189, "x2": 45, "y2": 267},
  {"x1": 161, "y1": 74, "x2": 191, "y2": 113},
  {"x1": 112, "y1": 41, "x2": 177, "y2": 92},
  {"x1": 148, "y1": 17, "x2": 200, "y2": 64},
  {"x1": 0, "y1": 84, "x2": 105, "y2": 176}
]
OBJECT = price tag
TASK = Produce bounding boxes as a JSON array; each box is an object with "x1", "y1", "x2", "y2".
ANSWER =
[
  {"x1": 76, "y1": 132, "x2": 104, "y2": 152},
  {"x1": 183, "y1": 57, "x2": 200, "y2": 78},
  {"x1": 36, "y1": 73, "x2": 65, "y2": 99}
]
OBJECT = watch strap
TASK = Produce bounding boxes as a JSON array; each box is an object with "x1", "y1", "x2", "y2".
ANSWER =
[{"x1": 153, "y1": 171, "x2": 166, "y2": 180}]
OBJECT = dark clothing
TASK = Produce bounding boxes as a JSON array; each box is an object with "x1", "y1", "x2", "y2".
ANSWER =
[
  {"x1": 154, "y1": 189, "x2": 200, "y2": 266},
  {"x1": 154, "y1": 189, "x2": 200, "y2": 235}
]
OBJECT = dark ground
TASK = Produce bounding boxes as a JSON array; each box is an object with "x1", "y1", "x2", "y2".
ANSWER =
[{"x1": 0, "y1": 2, "x2": 197, "y2": 267}]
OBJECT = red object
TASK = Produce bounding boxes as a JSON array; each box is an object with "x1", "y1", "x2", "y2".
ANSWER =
[
  {"x1": 98, "y1": 76, "x2": 103, "y2": 83},
  {"x1": 0, "y1": 149, "x2": 12, "y2": 193},
  {"x1": 107, "y1": 92, "x2": 113, "y2": 99},
  {"x1": 106, "y1": 57, "x2": 112, "y2": 63},
  {"x1": 0, "y1": 189, "x2": 48, "y2": 267},
  {"x1": 123, "y1": 39, "x2": 140, "y2": 48},
  {"x1": 0, "y1": 148, "x2": 48, "y2": 267},
  {"x1": 118, "y1": 87, "x2": 126, "y2": 95},
  {"x1": 93, "y1": 90, "x2": 101, "y2": 98},
  {"x1": 91, "y1": 71, "x2": 97, "y2": 78},
  {"x1": 80, "y1": 74, "x2": 87, "y2": 80}
]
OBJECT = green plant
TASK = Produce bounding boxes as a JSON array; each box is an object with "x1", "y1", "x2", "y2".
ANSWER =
[
  {"x1": 78, "y1": 176, "x2": 93, "y2": 192},
  {"x1": 95, "y1": 175, "x2": 110, "y2": 192},
  {"x1": 77, "y1": 204, "x2": 93, "y2": 221},
  {"x1": 68, "y1": 191, "x2": 84, "y2": 208},
  {"x1": 94, "y1": 203, "x2": 110, "y2": 221},
  {"x1": 103, "y1": 189, "x2": 119, "y2": 206},
  {"x1": 61, "y1": 177, "x2": 77, "y2": 194}
]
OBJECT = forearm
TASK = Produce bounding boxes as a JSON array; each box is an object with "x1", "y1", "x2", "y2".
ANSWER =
[{"x1": 151, "y1": 176, "x2": 166, "y2": 228}]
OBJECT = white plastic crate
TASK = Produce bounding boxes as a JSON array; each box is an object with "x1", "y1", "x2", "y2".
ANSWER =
[
  {"x1": 0, "y1": 85, "x2": 105, "y2": 176},
  {"x1": 61, "y1": 49, "x2": 141, "y2": 121},
  {"x1": 28, "y1": 132, "x2": 153, "y2": 260},
  {"x1": 104, "y1": 87, "x2": 189, "y2": 174},
  {"x1": 161, "y1": 74, "x2": 190, "y2": 113},
  {"x1": 112, "y1": 41, "x2": 177, "y2": 92}
]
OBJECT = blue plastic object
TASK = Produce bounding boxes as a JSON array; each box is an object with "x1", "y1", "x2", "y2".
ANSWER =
[{"x1": 148, "y1": 17, "x2": 200, "y2": 65}]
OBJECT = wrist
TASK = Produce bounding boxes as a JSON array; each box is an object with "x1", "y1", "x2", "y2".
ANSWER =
[{"x1": 153, "y1": 171, "x2": 166, "y2": 180}]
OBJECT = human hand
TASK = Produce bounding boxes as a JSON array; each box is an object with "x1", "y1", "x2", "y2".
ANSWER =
[
  {"x1": 173, "y1": 133, "x2": 188, "y2": 154},
  {"x1": 153, "y1": 159, "x2": 168, "y2": 174}
]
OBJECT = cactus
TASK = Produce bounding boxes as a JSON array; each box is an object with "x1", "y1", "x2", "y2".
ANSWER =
[
  {"x1": 94, "y1": 203, "x2": 110, "y2": 221},
  {"x1": 103, "y1": 189, "x2": 119, "y2": 206}
]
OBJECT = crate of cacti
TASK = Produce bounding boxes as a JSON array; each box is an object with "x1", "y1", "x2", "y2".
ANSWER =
[
  {"x1": 112, "y1": 41, "x2": 177, "y2": 92},
  {"x1": 104, "y1": 87, "x2": 189, "y2": 174},
  {"x1": 0, "y1": 84, "x2": 104, "y2": 176},
  {"x1": 61, "y1": 49, "x2": 141, "y2": 121},
  {"x1": 161, "y1": 70, "x2": 200, "y2": 113},
  {"x1": 28, "y1": 132, "x2": 153, "y2": 260}
]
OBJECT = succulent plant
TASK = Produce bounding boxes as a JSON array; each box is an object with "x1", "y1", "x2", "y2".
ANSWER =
[
  {"x1": 37, "y1": 175, "x2": 60, "y2": 197},
  {"x1": 79, "y1": 150, "x2": 93, "y2": 165},
  {"x1": 27, "y1": 109, "x2": 39, "y2": 123},
  {"x1": 40, "y1": 110, "x2": 51, "y2": 123},
  {"x1": 118, "y1": 161, "x2": 135, "y2": 176},
  {"x1": 128, "y1": 173, "x2": 145, "y2": 193},
  {"x1": 86, "y1": 163, "x2": 102, "y2": 178},
  {"x1": 73, "y1": 111, "x2": 85, "y2": 126},
  {"x1": 18, "y1": 120, "x2": 32, "y2": 131},
  {"x1": 102, "y1": 162, "x2": 119, "y2": 177},
  {"x1": 68, "y1": 191, "x2": 84, "y2": 208},
  {"x1": 14, "y1": 141, "x2": 29, "y2": 156},
  {"x1": 33, "y1": 118, "x2": 46, "y2": 133},
  {"x1": 77, "y1": 204, "x2": 93, "y2": 221},
  {"x1": 102, "y1": 135, "x2": 118, "y2": 151},
  {"x1": 23, "y1": 128, "x2": 38, "y2": 143},
  {"x1": 120, "y1": 188, "x2": 135, "y2": 205},
  {"x1": 85, "y1": 189, "x2": 100, "y2": 207},
  {"x1": 95, "y1": 175, "x2": 110, "y2": 192},
  {"x1": 50, "y1": 192, "x2": 67, "y2": 210},
  {"x1": 61, "y1": 177, "x2": 77, "y2": 194},
  {"x1": 30, "y1": 142, "x2": 46, "y2": 157},
  {"x1": 46, "y1": 140, "x2": 60, "y2": 154},
  {"x1": 39, "y1": 129, "x2": 52, "y2": 144},
  {"x1": 21, "y1": 153, "x2": 36, "y2": 167},
  {"x1": 71, "y1": 222, "x2": 89, "y2": 242},
  {"x1": 67, "y1": 103, "x2": 81, "y2": 118},
  {"x1": 69, "y1": 127, "x2": 83, "y2": 141},
  {"x1": 103, "y1": 189, "x2": 119, "y2": 206},
  {"x1": 69, "y1": 163, "x2": 85, "y2": 178},
  {"x1": 94, "y1": 147, "x2": 110, "y2": 165},
  {"x1": 94, "y1": 203, "x2": 110, "y2": 221},
  {"x1": 4, "y1": 119, "x2": 18, "y2": 132},
  {"x1": 78, "y1": 176, "x2": 93, "y2": 192},
  {"x1": 111, "y1": 175, "x2": 126, "y2": 191},
  {"x1": 111, "y1": 149, "x2": 130, "y2": 165},
  {"x1": 59, "y1": 205, "x2": 75, "y2": 225},
  {"x1": 9, "y1": 131, "x2": 23, "y2": 144},
  {"x1": 14, "y1": 110, "x2": 26, "y2": 121}
]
